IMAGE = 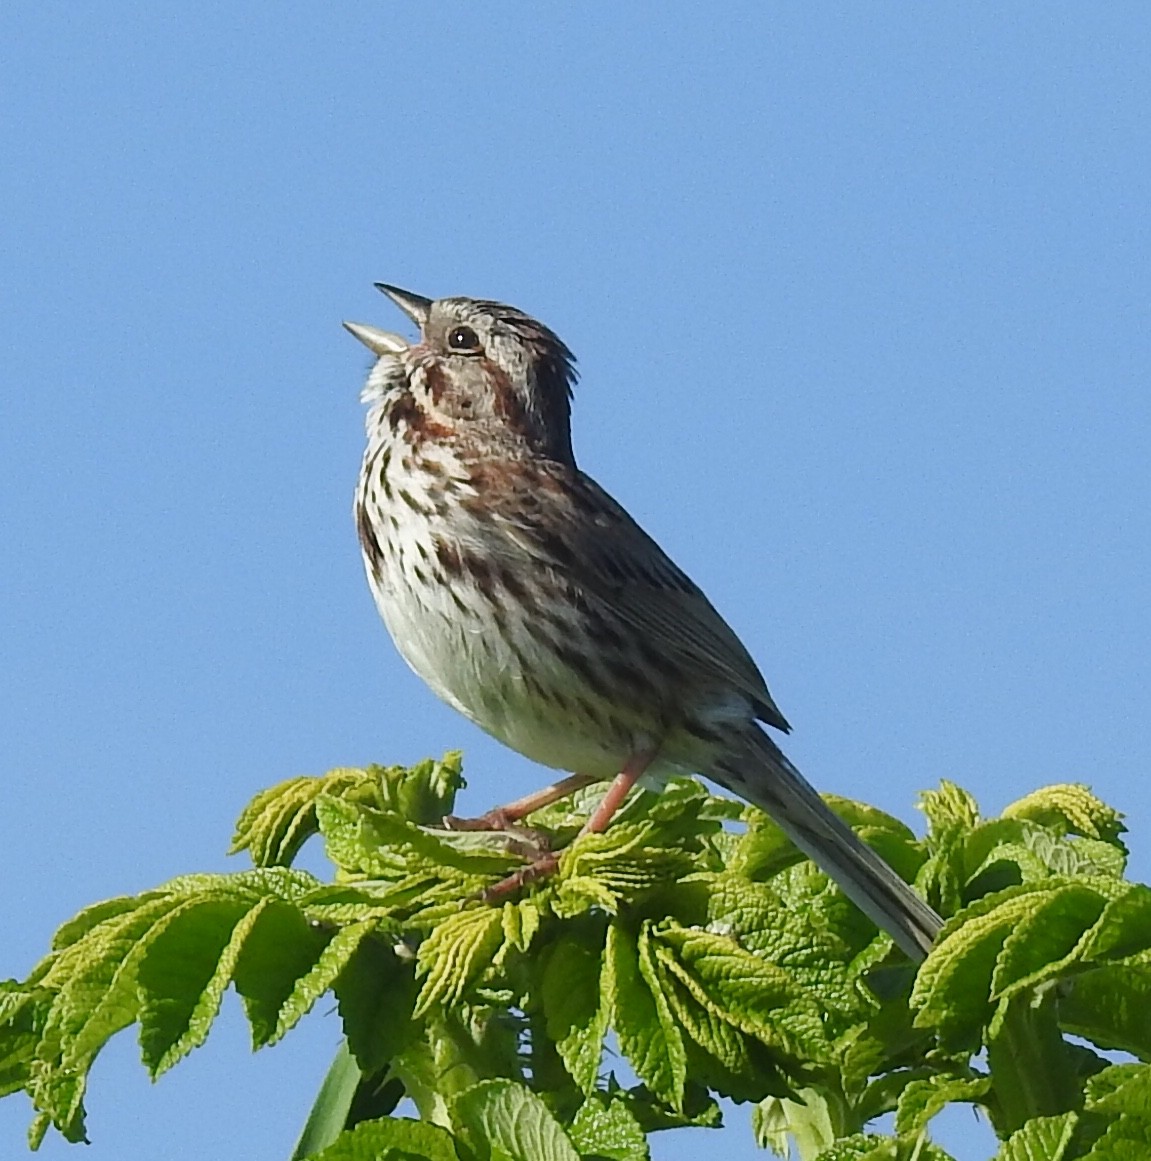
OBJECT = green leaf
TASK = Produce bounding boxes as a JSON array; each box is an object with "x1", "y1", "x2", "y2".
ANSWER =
[
  {"x1": 297, "y1": 883, "x2": 410, "y2": 927},
  {"x1": 402, "y1": 1000, "x2": 530, "y2": 1125},
  {"x1": 232, "y1": 900, "x2": 331, "y2": 1048},
  {"x1": 291, "y1": 1040, "x2": 363, "y2": 1160},
  {"x1": 839, "y1": 985, "x2": 934, "y2": 1100},
  {"x1": 567, "y1": 1095, "x2": 650, "y2": 1161},
  {"x1": 758, "y1": 855, "x2": 886, "y2": 959},
  {"x1": 453, "y1": 1078, "x2": 580, "y2": 1161},
  {"x1": 1078, "y1": 1065, "x2": 1151, "y2": 1159},
  {"x1": 648, "y1": 941, "x2": 766, "y2": 1101},
  {"x1": 894, "y1": 1073, "x2": 990, "y2": 1135},
  {"x1": 994, "y1": 1112, "x2": 1079, "y2": 1161},
  {"x1": 30, "y1": 892, "x2": 207, "y2": 1140},
  {"x1": 822, "y1": 797, "x2": 920, "y2": 840},
  {"x1": 313, "y1": 796, "x2": 417, "y2": 879},
  {"x1": 811, "y1": 1132, "x2": 956, "y2": 1160},
  {"x1": 552, "y1": 823, "x2": 698, "y2": 915},
  {"x1": 1076, "y1": 885, "x2": 1151, "y2": 962},
  {"x1": 41, "y1": 894, "x2": 182, "y2": 1059},
  {"x1": 378, "y1": 752, "x2": 466, "y2": 825},
  {"x1": 272, "y1": 920, "x2": 378, "y2": 1045},
  {"x1": 1083, "y1": 1061, "x2": 1142, "y2": 1104},
  {"x1": 912, "y1": 881, "x2": 1109, "y2": 1043},
  {"x1": 701, "y1": 873, "x2": 862, "y2": 1023},
  {"x1": 334, "y1": 937, "x2": 421, "y2": 1075},
  {"x1": 138, "y1": 894, "x2": 270, "y2": 1075},
  {"x1": 728, "y1": 808, "x2": 802, "y2": 880},
  {"x1": 0, "y1": 984, "x2": 49, "y2": 1099},
  {"x1": 614, "y1": 1082, "x2": 721, "y2": 1133},
  {"x1": 987, "y1": 990, "x2": 1082, "y2": 1134},
  {"x1": 966, "y1": 819, "x2": 1128, "y2": 895},
  {"x1": 640, "y1": 775, "x2": 740, "y2": 825},
  {"x1": 316, "y1": 797, "x2": 515, "y2": 883},
  {"x1": 651, "y1": 923, "x2": 830, "y2": 1063},
  {"x1": 989, "y1": 883, "x2": 1107, "y2": 999},
  {"x1": 1084, "y1": 1061, "x2": 1151, "y2": 1117},
  {"x1": 920, "y1": 781, "x2": 981, "y2": 832},
  {"x1": 962, "y1": 817, "x2": 1129, "y2": 897},
  {"x1": 6, "y1": 869, "x2": 321, "y2": 1143},
  {"x1": 49, "y1": 896, "x2": 149, "y2": 950},
  {"x1": 230, "y1": 755, "x2": 467, "y2": 870},
  {"x1": 1064, "y1": 836, "x2": 1128, "y2": 879},
  {"x1": 414, "y1": 908, "x2": 504, "y2": 1017},
  {"x1": 603, "y1": 923, "x2": 686, "y2": 1109},
  {"x1": 500, "y1": 900, "x2": 540, "y2": 954},
  {"x1": 16, "y1": 768, "x2": 1149, "y2": 1159},
  {"x1": 305, "y1": 1113, "x2": 461, "y2": 1160},
  {"x1": 1082, "y1": 1128, "x2": 1151, "y2": 1160},
  {"x1": 231, "y1": 768, "x2": 380, "y2": 868},
  {"x1": 541, "y1": 931, "x2": 608, "y2": 1093},
  {"x1": 754, "y1": 1087, "x2": 843, "y2": 1159},
  {"x1": 1061, "y1": 965, "x2": 1151, "y2": 1059},
  {"x1": 1002, "y1": 784, "x2": 1126, "y2": 848}
]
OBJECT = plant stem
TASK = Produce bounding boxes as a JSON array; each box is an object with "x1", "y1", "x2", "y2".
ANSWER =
[{"x1": 986, "y1": 986, "x2": 1079, "y2": 1135}]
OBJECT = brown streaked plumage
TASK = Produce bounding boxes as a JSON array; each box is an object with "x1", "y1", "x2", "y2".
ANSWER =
[{"x1": 346, "y1": 284, "x2": 943, "y2": 959}]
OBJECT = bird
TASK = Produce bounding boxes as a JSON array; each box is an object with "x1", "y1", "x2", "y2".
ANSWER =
[{"x1": 344, "y1": 284, "x2": 943, "y2": 960}]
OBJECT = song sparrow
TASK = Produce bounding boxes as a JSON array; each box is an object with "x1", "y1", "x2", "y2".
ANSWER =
[{"x1": 346, "y1": 285, "x2": 942, "y2": 959}]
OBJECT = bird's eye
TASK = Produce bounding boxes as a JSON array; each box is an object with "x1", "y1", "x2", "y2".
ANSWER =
[{"x1": 447, "y1": 325, "x2": 481, "y2": 353}]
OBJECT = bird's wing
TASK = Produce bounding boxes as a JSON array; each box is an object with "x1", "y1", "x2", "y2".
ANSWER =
[{"x1": 484, "y1": 461, "x2": 790, "y2": 732}]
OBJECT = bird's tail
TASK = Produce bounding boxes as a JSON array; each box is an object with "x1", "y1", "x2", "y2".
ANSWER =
[{"x1": 715, "y1": 729, "x2": 943, "y2": 960}]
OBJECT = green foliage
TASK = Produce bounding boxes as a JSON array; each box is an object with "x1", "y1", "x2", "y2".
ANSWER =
[{"x1": 1, "y1": 758, "x2": 1148, "y2": 1160}]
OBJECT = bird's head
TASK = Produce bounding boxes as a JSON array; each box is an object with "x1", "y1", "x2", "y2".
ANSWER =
[{"x1": 345, "y1": 285, "x2": 577, "y2": 465}]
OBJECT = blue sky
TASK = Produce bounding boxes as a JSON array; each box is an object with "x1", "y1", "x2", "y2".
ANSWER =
[{"x1": 2, "y1": 5, "x2": 1148, "y2": 1159}]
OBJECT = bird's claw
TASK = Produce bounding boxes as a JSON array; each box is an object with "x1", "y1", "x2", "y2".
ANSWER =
[
  {"x1": 478, "y1": 852, "x2": 562, "y2": 903},
  {"x1": 443, "y1": 807, "x2": 517, "y2": 831},
  {"x1": 442, "y1": 811, "x2": 552, "y2": 857}
]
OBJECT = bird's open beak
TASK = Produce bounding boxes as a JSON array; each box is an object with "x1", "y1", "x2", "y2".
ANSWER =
[
  {"x1": 375, "y1": 283, "x2": 433, "y2": 327},
  {"x1": 342, "y1": 321, "x2": 410, "y2": 355},
  {"x1": 344, "y1": 284, "x2": 433, "y2": 354}
]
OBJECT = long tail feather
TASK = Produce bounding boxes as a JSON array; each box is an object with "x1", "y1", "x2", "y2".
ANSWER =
[{"x1": 715, "y1": 730, "x2": 943, "y2": 960}]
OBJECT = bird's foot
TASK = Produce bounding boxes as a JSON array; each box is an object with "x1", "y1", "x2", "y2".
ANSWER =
[
  {"x1": 478, "y1": 852, "x2": 561, "y2": 903},
  {"x1": 442, "y1": 807, "x2": 517, "y2": 831},
  {"x1": 442, "y1": 809, "x2": 552, "y2": 858}
]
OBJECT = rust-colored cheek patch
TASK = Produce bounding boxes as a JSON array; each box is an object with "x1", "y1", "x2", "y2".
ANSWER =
[
  {"x1": 423, "y1": 362, "x2": 449, "y2": 406},
  {"x1": 390, "y1": 391, "x2": 455, "y2": 440}
]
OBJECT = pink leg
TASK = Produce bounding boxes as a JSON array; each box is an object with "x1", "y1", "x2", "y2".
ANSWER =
[
  {"x1": 479, "y1": 753, "x2": 655, "y2": 903},
  {"x1": 580, "y1": 753, "x2": 654, "y2": 834},
  {"x1": 444, "y1": 772, "x2": 601, "y2": 832}
]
